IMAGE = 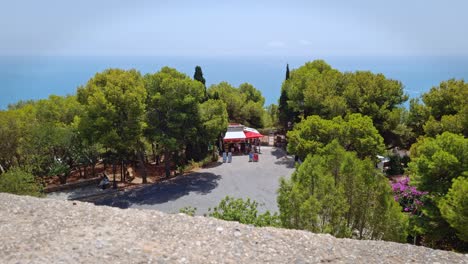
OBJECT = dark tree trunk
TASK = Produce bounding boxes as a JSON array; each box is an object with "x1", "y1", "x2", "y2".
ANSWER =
[
  {"x1": 91, "y1": 163, "x2": 96, "y2": 177},
  {"x1": 78, "y1": 166, "x2": 82, "y2": 178},
  {"x1": 138, "y1": 150, "x2": 148, "y2": 184},
  {"x1": 121, "y1": 160, "x2": 125, "y2": 183},
  {"x1": 112, "y1": 161, "x2": 117, "y2": 189},
  {"x1": 164, "y1": 149, "x2": 171, "y2": 178},
  {"x1": 152, "y1": 143, "x2": 156, "y2": 163}
]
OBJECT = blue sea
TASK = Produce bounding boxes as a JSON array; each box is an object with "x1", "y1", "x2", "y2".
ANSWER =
[{"x1": 1, "y1": 55, "x2": 467, "y2": 109}]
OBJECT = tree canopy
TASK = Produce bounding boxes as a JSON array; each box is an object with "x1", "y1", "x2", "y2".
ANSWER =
[
  {"x1": 280, "y1": 60, "x2": 408, "y2": 146},
  {"x1": 408, "y1": 132, "x2": 468, "y2": 249},
  {"x1": 144, "y1": 67, "x2": 222, "y2": 176},
  {"x1": 77, "y1": 69, "x2": 147, "y2": 155},
  {"x1": 409, "y1": 132, "x2": 467, "y2": 194},
  {"x1": 439, "y1": 177, "x2": 468, "y2": 242},
  {"x1": 278, "y1": 141, "x2": 407, "y2": 241},
  {"x1": 287, "y1": 113, "x2": 385, "y2": 160},
  {"x1": 422, "y1": 79, "x2": 467, "y2": 137},
  {"x1": 207, "y1": 82, "x2": 266, "y2": 128}
]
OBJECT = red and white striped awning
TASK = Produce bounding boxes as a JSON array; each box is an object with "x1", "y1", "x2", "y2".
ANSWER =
[
  {"x1": 223, "y1": 125, "x2": 263, "y2": 142},
  {"x1": 243, "y1": 127, "x2": 263, "y2": 139}
]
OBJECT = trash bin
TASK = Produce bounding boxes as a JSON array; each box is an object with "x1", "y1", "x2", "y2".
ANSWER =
[
  {"x1": 228, "y1": 152, "x2": 232, "y2": 163},
  {"x1": 222, "y1": 152, "x2": 227, "y2": 163}
]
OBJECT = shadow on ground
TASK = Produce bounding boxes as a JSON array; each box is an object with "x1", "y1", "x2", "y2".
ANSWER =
[
  {"x1": 92, "y1": 172, "x2": 221, "y2": 209},
  {"x1": 271, "y1": 147, "x2": 288, "y2": 159},
  {"x1": 202, "y1": 161, "x2": 223, "y2": 169},
  {"x1": 274, "y1": 158, "x2": 295, "y2": 169}
]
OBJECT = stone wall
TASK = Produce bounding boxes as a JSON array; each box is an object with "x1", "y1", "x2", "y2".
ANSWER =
[{"x1": 0, "y1": 193, "x2": 466, "y2": 263}]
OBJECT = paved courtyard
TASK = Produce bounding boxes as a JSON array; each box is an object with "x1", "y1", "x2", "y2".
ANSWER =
[{"x1": 92, "y1": 146, "x2": 295, "y2": 215}]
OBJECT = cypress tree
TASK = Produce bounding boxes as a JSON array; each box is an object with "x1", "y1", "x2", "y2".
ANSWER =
[
  {"x1": 194, "y1": 66, "x2": 206, "y2": 99},
  {"x1": 278, "y1": 88, "x2": 289, "y2": 129},
  {"x1": 194, "y1": 66, "x2": 206, "y2": 86},
  {"x1": 279, "y1": 64, "x2": 292, "y2": 129}
]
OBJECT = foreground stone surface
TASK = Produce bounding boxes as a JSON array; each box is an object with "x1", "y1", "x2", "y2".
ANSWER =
[{"x1": 0, "y1": 193, "x2": 466, "y2": 264}]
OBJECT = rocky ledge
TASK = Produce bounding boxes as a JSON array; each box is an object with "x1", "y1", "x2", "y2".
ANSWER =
[{"x1": 0, "y1": 193, "x2": 466, "y2": 263}]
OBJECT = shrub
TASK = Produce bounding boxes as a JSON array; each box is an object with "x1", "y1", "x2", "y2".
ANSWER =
[
  {"x1": 209, "y1": 196, "x2": 281, "y2": 227},
  {"x1": 179, "y1": 206, "x2": 197, "y2": 216},
  {"x1": 391, "y1": 176, "x2": 428, "y2": 214},
  {"x1": 0, "y1": 167, "x2": 43, "y2": 197}
]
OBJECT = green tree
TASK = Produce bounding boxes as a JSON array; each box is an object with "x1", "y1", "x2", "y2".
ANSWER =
[
  {"x1": 239, "y1": 83, "x2": 265, "y2": 105},
  {"x1": 200, "y1": 99, "x2": 228, "y2": 157},
  {"x1": 409, "y1": 132, "x2": 468, "y2": 250},
  {"x1": 7, "y1": 99, "x2": 36, "y2": 110},
  {"x1": 422, "y1": 79, "x2": 467, "y2": 121},
  {"x1": 35, "y1": 95, "x2": 83, "y2": 126},
  {"x1": 406, "y1": 98, "x2": 431, "y2": 145},
  {"x1": 0, "y1": 110, "x2": 22, "y2": 172},
  {"x1": 240, "y1": 101, "x2": 265, "y2": 128},
  {"x1": 439, "y1": 177, "x2": 468, "y2": 242},
  {"x1": 193, "y1": 66, "x2": 207, "y2": 99},
  {"x1": 77, "y1": 68, "x2": 147, "y2": 182},
  {"x1": 207, "y1": 82, "x2": 244, "y2": 123},
  {"x1": 285, "y1": 63, "x2": 290, "y2": 80},
  {"x1": 209, "y1": 196, "x2": 281, "y2": 227},
  {"x1": 207, "y1": 82, "x2": 267, "y2": 127},
  {"x1": 145, "y1": 67, "x2": 205, "y2": 177},
  {"x1": 281, "y1": 60, "x2": 408, "y2": 146},
  {"x1": 264, "y1": 104, "x2": 279, "y2": 128},
  {"x1": 278, "y1": 87, "x2": 296, "y2": 130},
  {"x1": 0, "y1": 167, "x2": 43, "y2": 197},
  {"x1": 23, "y1": 95, "x2": 84, "y2": 182},
  {"x1": 0, "y1": 95, "x2": 85, "y2": 179},
  {"x1": 409, "y1": 132, "x2": 467, "y2": 194},
  {"x1": 278, "y1": 141, "x2": 407, "y2": 241},
  {"x1": 404, "y1": 79, "x2": 467, "y2": 146},
  {"x1": 343, "y1": 71, "x2": 408, "y2": 145},
  {"x1": 287, "y1": 114, "x2": 385, "y2": 160},
  {"x1": 283, "y1": 60, "x2": 345, "y2": 118},
  {"x1": 0, "y1": 102, "x2": 41, "y2": 173}
]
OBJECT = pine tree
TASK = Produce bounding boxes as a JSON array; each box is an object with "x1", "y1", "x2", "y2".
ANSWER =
[{"x1": 285, "y1": 64, "x2": 290, "y2": 80}]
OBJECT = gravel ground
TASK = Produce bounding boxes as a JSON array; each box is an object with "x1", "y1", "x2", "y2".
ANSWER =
[
  {"x1": 1, "y1": 193, "x2": 466, "y2": 264},
  {"x1": 47, "y1": 185, "x2": 117, "y2": 200},
  {"x1": 92, "y1": 146, "x2": 295, "y2": 215}
]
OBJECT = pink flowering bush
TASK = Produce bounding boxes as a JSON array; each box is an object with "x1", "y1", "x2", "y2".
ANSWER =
[{"x1": 392, "y1": 177, "x2": 428, "y2": 214}]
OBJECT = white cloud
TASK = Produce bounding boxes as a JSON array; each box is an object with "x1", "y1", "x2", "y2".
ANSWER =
[{"x1": 267, "y1": 41, "x2": 285, "y2": 48}]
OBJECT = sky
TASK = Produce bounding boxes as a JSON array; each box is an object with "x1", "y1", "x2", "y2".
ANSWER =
[{"x1": 1, "y1": 0, "x2": 468, "y2": 57}]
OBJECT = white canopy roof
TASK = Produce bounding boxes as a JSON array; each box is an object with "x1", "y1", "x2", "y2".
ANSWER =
[{"x1": 224, "y1": 131, "x2": 246, "y2": 140}]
